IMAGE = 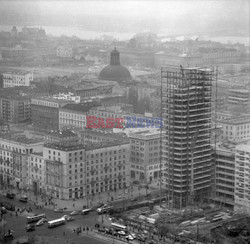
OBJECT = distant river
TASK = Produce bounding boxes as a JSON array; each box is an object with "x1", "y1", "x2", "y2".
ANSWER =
[{"x1": 0, "y1": 25, "x2": 249, "y2": 45}]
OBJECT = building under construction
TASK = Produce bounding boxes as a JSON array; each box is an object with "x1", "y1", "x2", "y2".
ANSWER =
[{"x1": 161, "y1": 66, "x2": 217, "y2": 209}]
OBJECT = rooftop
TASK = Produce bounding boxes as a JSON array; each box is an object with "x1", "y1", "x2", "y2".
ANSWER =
[
  {"x1": 219, "y1": 116, "x2": 250, "y2": 125},
  {"x1": 60, "y1": 102, "x2": 98, "y2": 113},
  {"x1": 44, "y1": 143, "x2": 85, "y2": 151},
  {"x1": 0, "y1": 134, "x2": 43, "y2": 145},
  {"x1": 80, "y1": 129, "x2": 128, "y2": 139},
  {"x1": 3, "y1": 70, "x2": 32, "y2": 76},
  {"x1": 85, "y1": 140, "x2": 129, "y2": 151},
  {"x1": 129, "y1": 130, "x2": 161, "y2": 139},
  {"x1": 45, "y1": 129, "x2": 77, "y2": 138},
  {"x1": 31, "y1": 96, "x2": 75, "y2": 104}
]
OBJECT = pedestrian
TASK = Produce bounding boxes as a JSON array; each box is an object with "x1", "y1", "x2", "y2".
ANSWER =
[
  {"x1": 73, "y1": 229, "x2": 75, "y2": 233},
  {"x1": 73, "y1": 203, "x2": 75, "y2": 207},
  {"x1": 15, "y1": 211, "x2": 18, "y2": 216}
]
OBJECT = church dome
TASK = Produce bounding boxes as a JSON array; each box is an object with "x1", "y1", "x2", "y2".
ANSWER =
[{"x1": 99, "y1": 48, "x2": 132, "y2": 82}]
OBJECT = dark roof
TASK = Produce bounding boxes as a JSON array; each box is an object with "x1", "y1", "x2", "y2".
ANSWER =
[
  {"x1": 45, "y1": 129, "x2": 77, "y2": 138},
  {"x1": 61, "y1": 102, "x2": 97, "y2": 112},
  {"x1": 99, "y1": 64, "x2": 132, "y2": 82},
  {"x1": 85, "y1": 140, "x2": 129, "y2": 151}
]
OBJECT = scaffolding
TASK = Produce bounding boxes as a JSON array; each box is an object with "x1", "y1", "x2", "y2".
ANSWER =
[{"x1": 160, "y1": 66, "x2": 218, "y2": 209}]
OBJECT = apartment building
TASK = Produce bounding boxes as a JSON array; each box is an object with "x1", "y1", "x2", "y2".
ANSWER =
[
  {"x1": 161, "y1": 66, "x2": 215, "y2": 209},
  {"x1": 56, "y1": 46, "x2": 74, "y2": 59},
  {"x1": 27, "y1": 152, "x2": 45, "y2": 195},
  {"x1": 234, "y1": 143, "x2": 250, "y2": 214},
  {"x1": 218, "y1": 116, "x2": 250, "y2": 142},
  {"x1": 215, "y1": 144, "x2": 235, "y2": 207},
  {"x1": 43, "y1": 143, "x2": 86, "y2": 200},
  {"x1": 31, "y1": 96, "x2": 74, "y2": 132},
  {"x1": 78, "y1": 129, "x2": 127, "y2": 145},
  {"x1": 0, "y1": 94, "x2": 31, "y2": 124},
  {"x1": 129, "y1": 130, "x2": 163, "y2": 187},
  {"x1": 3, "y1": 71, "x2": 33, "y2": 88},
  {"x1": 0, "y1": 134, "x2": 44, "y2": 190},
  {"x1": 228, "y1": 89, "x2": 249, "y2": 105},
  {"x1": 85, "y1": 141, "x2": 130, "y2": 197},
  {"x1": 59, "y1": 103, "x2": 95, "y2": 130},
  {"x1": 43, "y1": 140, "x2": 130, "y2": 200}
]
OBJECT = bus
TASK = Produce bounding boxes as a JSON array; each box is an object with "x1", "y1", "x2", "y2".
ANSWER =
[
  {"x1": 27, "y1": 214, "x2": 46, "y2": 224},
  {"x1": 111, "y1": 223, "x2": 127, "y2": 231},
  {"x1": 48, "y1": 218, "x2": 66, "y2": 228},
  {"x1": 82, "y1": 208, "x2": 92, "y2": 215}
]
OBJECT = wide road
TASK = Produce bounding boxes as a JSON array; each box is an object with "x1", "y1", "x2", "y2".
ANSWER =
[{"x1": 0, "y1": 194, "x2": 108, "y2": 244}]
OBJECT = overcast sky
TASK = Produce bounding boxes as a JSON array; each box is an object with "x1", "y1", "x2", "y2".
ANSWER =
[{"x1": 0, "y1": 0, "x2": 249, "y2": 36}]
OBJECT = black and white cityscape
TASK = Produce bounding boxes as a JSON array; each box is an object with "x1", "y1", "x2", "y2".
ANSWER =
[{"x1": 0, "y1": 1, "x2": 250, "y2": 243}]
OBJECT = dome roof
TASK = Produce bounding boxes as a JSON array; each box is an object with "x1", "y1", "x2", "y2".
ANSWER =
[
  {"x1": 98, "y1": 48, "x2": 132, "y2": 82},
  {"x1": 99, "y1": 64, "x2": 132, "y2": 82}
]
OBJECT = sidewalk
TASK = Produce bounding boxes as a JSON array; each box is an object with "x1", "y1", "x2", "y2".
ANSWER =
[{"x1": 0, "y1": 184, "x2": 160, "y2": 212}]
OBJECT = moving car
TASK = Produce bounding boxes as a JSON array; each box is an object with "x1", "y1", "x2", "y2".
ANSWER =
[
  {"x1": 35, "y1": 218, "x2": 47, "y2": 226},
  {"x1": 118, "y1": 230, "x2": 126, "y2": 236},
  {"x1": 62, "y1": 215, "x2": 74, "y2": 221},
  {"x1": 126, "y1": 234, "x2": 134, "y2": 240},
  {"x1": 69, "y1": 210, "x2": 78, "y2": 216},
  {"x1": 82, "y1": 208, "x2": 92, "y2": 215},
  {"x1": 19, "y1": 195, "x2": 28, "y2": 203},
  {"x1": 26, "y1": 224, "x2": 35, "y2": 232}
]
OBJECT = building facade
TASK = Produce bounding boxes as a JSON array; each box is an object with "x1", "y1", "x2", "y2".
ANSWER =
[
  {"x1": 129, "y1": 130, "x2": 162, "y2": 187},
  {"x1": 215, "y1": 144, "x2": 235, "y2": 207},
  {"x1": 3, "y1": 71, "x2": 33, "y2": 88},
  {"x1": 161, "y1": 66, "x2": 215, "y2": 208},
  {"x1": 0, "y1": 95, "x2": 31, "y2": 124},
  {"x1": 0, "y1": 134, "x2": 44, "y2": 191},
  {"x1": 234, "y1": 143, "x2": 250, "y2": 214}
]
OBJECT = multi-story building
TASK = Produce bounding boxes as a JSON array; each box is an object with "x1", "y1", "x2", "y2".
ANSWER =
[
  {"x1": 218, "y1": 116, "x2": 250, "y2": 142},
  {"x1": 85, "y1": 141, "x2": 130, "y2": 198},
  {"x1": 161, "y1": 66, "x2": 215, "y2": 208},
  {"x1": 31, "y1": 96, "x2": 74, "y2": 132},
  {"x1": 53, "y1": 93, "x2": 80, "y2": 103},
  {"x1": 27, "y1": 152, "x2": 45, "y2": 195},
  {"x1": 0, "y1": 134, "x2": 44, "y2": 190},
  {"x1": 78, "y1": 129, "x2": 127, "y2": 145},
  {"x1": 228, "y1": 89, "x2": 249, "y2": 105},
  {"x1": 129, "y1": 130, "x2": 162, "y2": 187},
  {"x1": 234, "y1": 143, "x2": 250, "y2": 214},
  {"x1": 3, "y1": 71, "x2": 33, "y2": 88},
  {"x1": 214, "y1": 144, "x2": 235, "y2": 207},
  {"x1": 59, "y1": 103, "x2": 95, "y2": 130},
  {"x1": 0, "y1": 94, "x2": 31, "y2": 124},
  {"x1": 43, "y1": 140, "x2": 130, "y2": 200}
]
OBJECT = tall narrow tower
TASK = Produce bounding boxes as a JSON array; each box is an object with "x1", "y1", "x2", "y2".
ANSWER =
[{"x1": 161, "y1": 66, "x2": 216, "y2": 209}]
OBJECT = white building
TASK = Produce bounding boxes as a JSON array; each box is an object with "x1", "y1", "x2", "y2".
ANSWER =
[
  {"x1": 27, "y1": 152, "x2": 46, "y2": 195},
  {"x1": 56, "y1": 46, "x2": 73, "y2": 58},
  {"x1": 129, "y1": 130, "x2": 164, "y2": 187},
  {"x1": 53, "y1": 93, "x2": 80, "y2": 103},
  {"x1": 218, "y1": 116, "x2": 250, "y2": 142},
  {"x1": 234, "y1": 143, "x2": 250, "y2": 214},
  {"x1": 3, "y1": 71, "x2": 33, "y2": 88},
  {"x1": 0, "y1": 134, "x2": 44, "y2": 191}
]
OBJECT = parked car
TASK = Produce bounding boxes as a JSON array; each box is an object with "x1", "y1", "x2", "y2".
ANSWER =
[
  {"x1": 19, "y1": 195, "x2": 28, "y2": 203},
  {"x1": 69, "y1": 210, "x2": 78, "y2": 216},
  {"x1": 26, "y1": 224, "x2": 35, "y2": 232},
  {"x1": 4, "y1": 232, "x2": 14, "y2": 241},
  {"x1": 118, "y1": 230, "x2": 126, "y2": 236},
  {"x1": 5, "y1": 193, "x2": 15, "y2": 199},
  {"x1": 126, "y1": 234, "x2": 134, "y2": 240}
]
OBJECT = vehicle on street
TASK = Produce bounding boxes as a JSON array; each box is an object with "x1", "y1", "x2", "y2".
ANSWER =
[
  {"x1": 35, "y1": 218, "x2": 47, "y2": 226},
  {"x1": 27, "y1": 214, "x2": 46, "y2": 224},
  {"x1": 111, "y1": 223, "x2": 127, "y2": 231},
  {"x1": 48, "y1": 218, "x2": 66, "y2": 228},
  {"x1": 19, "y1": 195, "x2": 28, "y2": 203},
  {"x1": 126, "y1": 234, "x2": 134, "y2": 240},
  {"x1": 69, "y1": 210, "x2": 78, "y2": 216},
  {"x1": 131, "y1": 197, "x2": 138, "y2": 202},
  {"x1": 5, "y1": 193, "x2": 15, "y2": 199},
  {"x1": 82, "y1": 208, "x2": 92, "y2": 215},
  {"x1": 4, "y1": 232, "x2": 14, "y2": 241},
  {"x1": 0, "y1": 201, "x2": 15, "y2": 211},
  {"x1": 26, "y1": 224, "x2": 35, "y2": 232},
  {"x1": 118, "y1": 230, "x2": 126, "y2": 236},
  {"x1": 62, "y1": 215, "x2": 74, "y2": 221},
  {"x1": 97, "y1": 205, "x2": 113, "y2": 214},
  {"x1": 1, "y1": 207, "x2": 7, "y2": 214}
]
